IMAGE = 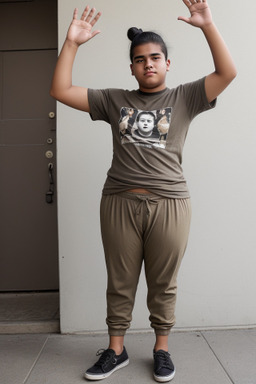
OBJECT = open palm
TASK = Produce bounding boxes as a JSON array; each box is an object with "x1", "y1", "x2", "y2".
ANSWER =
[
  {"x1": 67, "y1": 6, "x2": 101, "y2": 46},
  {"x1": 178, "y1": 0, "x2": 212, "y2": 28}
]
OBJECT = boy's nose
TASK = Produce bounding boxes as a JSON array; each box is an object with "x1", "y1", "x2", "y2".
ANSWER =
[{"x1": 145, "y1": 60, "x2": 153, "y2": 69}]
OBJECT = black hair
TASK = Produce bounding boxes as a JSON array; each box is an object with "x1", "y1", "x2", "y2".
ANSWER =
[
  {"x1": 136, "y1": 111, "x2": 155, "y2": 122},
  {"x1": 127, "y1": 27, "x2": 168, "y2": 62}
]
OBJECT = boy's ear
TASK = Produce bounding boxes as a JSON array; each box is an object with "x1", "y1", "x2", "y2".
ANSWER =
[
  {"x1": 130, "y1": 63, "x2": 135, "y2": 76},
  {"x1": 166, "y1": 59, "x2": 171, "y2": 72}
]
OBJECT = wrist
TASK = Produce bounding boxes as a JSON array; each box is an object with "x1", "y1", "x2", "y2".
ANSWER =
[
  {"x1": 201, "y1": 21, "x2": 216, "y2": 34},
  {"x1": 65, "y1": 38, "x2": 80, "y2": 50}
]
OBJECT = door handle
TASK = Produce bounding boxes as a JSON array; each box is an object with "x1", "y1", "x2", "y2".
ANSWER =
[{"x1": 45, "y1": 163, "x2": 54, "y2": 204}]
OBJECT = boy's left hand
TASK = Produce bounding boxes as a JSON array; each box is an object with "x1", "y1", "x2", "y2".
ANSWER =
[{"x1": 178, "y1": 0, "x2": 212, "y2": 29}]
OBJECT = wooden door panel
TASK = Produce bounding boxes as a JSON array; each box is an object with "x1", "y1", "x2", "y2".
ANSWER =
[
  {"x1": 1, "y1": 119, "x2": 54, "y2": 146},
  {"x1": 0, "y1": 0, "x2": 57, "y2": 51},
  {"x1": 3, "y1": 50, "x2": 57, "y2": 120},
  {"x1": 0, "y1": 143, "x2": 58, "y2": 291},
  {"x1": 0, "y1": 0, "x2": 58, "y2": 291}
]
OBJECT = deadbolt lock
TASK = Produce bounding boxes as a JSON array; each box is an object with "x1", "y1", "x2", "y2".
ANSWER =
[
  {"x1": 48, "y1": 112, "x2": 55, "y2": 119},
  {"x1": 45, "y1": 150, "x2": 54, "y2": 159}
]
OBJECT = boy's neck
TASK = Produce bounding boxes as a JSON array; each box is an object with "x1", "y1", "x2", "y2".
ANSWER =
[{"x1": 138, "y1": 87, "x2": 167, "y2": 96}]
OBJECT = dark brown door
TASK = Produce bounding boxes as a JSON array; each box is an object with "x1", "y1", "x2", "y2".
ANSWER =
[{"x1": 0, "y1": 0, "x2": 58, "y2": 291}]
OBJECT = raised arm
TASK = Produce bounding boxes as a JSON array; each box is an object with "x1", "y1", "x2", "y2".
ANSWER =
[
  {"x1": 178, "y1": 0, "x2": 237, "y2": 103},
  {"x1": 50, "y1": 6, "x2": 101, "y2": 112}
]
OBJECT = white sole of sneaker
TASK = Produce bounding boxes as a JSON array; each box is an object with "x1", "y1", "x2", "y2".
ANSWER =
[
  {"x1": 153, "y1": 369, "x2": 175, "y2": 382},
  {"x1": 84, "y1": 359, "x2": 129, "y2": 381}
]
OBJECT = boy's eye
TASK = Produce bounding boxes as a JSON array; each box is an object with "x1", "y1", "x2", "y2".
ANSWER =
[{"x1": 134, "y1": 55, "x2": 161, "y2": 63}]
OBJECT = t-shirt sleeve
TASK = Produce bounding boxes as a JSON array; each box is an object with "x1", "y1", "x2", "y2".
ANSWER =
[
  {"x1": 182, "y1": 77, "x2": 216, "y2": 120},
  {"x1": 87, "y1": 88, "x2": 111, "y2": 124}
]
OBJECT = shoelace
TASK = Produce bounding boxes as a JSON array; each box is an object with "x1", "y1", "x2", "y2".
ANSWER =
[
  {"x1": 154, "y1": 351, "x2": 173, "y2": 370},
  {"x1": 95, "y1": 349, "x2": 117, "y2": 367}
]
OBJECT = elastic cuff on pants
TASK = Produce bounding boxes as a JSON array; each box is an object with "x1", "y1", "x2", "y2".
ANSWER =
[
  {"x1": 154, "y1": 329, "x2": 171, "y2": 336},
  {"x1": 108, "y1": 329, "x2": 127, "y2": 336}
]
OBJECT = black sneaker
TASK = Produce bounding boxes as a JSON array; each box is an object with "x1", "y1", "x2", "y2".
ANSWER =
[
  {"x1": 84, "y1": 347, "x2": 129, "y2": 381},
  {"x1": 153, "y1": 349, "x2": 175, "y2": 382}
]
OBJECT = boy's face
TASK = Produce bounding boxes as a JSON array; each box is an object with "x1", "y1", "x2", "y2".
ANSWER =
[{"x1": 130, "y1": 43, "x2": 170, "y2": 93}]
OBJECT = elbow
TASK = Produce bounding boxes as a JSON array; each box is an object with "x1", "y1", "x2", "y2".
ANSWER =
[
  {"x1": 230, "y1": 67, "x2": 238, "y2": 82},
  {"x1": 228, "y1": 64, "x2": 238, "y2": 83},
  {"x1": 50, "y1": 87, "x2": 62, "y2": 102},
  {"x1": 222, "y1": 67, "x2": 237, "y2": 89},
  {"x1": 50, "y1": 86, "x2": 57, "y2": 100},
  {"x1": 49, "y1": 79, "x2": 61, "y2": 100}
]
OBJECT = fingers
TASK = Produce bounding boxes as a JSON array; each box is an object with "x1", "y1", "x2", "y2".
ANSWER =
[
  {"x1": 80, "y1": 5, "x2": 101, "y2": 26},
  {"x1": 91, "y1": 29, "x2": 101, "y2": 39},
  {"x1": 90, "y1": 10, "x2": 102, "y2": 27},
  {"x1": 179, "y1": 0, "x2": 207, "y2": 22},
  {"x1": 177, "y1": 16, "x2": 190, "y2": 24},
  {"x1": 182, "y1": 0, "x2": 206, "y2": 6},
  {"x1": 73, "y1": 8, "x2": 79, "y2": 20},
  {"x1": 80, "y1": 5, "x2": 90, "y2": 20}
]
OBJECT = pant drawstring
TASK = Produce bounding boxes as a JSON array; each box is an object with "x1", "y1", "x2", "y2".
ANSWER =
[{"x1": 135, "y1": 196, "x2": 159, "y2": 216}]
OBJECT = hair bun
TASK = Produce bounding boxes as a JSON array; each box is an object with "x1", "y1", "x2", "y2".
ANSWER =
[{"x1": 127, "y1": 27, "x2": 143, "y2": 41}]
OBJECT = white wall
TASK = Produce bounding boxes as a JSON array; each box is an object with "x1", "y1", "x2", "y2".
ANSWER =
[{"x1": 57, "y1": 0, "x2": 256, "y2": 333}]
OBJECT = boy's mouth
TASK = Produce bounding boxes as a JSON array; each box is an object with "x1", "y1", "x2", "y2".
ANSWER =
[{"x1": 145, "y1": 71, "x2": 156, "y2": 76}]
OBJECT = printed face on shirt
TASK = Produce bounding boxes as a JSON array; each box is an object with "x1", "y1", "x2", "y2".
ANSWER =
[
  {"x1": 119, "y1": 107, "x2": 172, "y2": 149},
  {"x1": 136, "y1": 113, "x2": 155, "y2": 137}
]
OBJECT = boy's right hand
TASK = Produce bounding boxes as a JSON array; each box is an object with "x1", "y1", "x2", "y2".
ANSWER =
[{"x1": 67, "y1": 6, "x2": 101, "y2": 47}]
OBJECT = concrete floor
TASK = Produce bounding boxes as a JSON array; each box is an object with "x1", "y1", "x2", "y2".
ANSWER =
[{"x1": 1, "y1": 328, "x2": 256, "y2": 384}]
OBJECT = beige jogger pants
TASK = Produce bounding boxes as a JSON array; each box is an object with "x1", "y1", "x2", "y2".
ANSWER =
[{"x1": 100, "y1": 191, "x2": 191, "y2": 336}]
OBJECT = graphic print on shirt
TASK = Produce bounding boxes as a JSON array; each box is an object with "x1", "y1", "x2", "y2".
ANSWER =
[{"x1": 119, "y1": 107, "x2": 172, "y2": 149}]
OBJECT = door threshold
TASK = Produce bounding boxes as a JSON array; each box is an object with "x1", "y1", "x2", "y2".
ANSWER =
[
  {"x1": 0, "y1": 320, "x2": 60, "y2": 334},
  {"x1": 0, "y1": 291, "x2": 60, "y2": 334}
]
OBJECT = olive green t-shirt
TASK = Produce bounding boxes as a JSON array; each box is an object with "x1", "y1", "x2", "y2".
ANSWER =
[{"x1": 88, "y1": 77, "x2": 216, "y2": 198}]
